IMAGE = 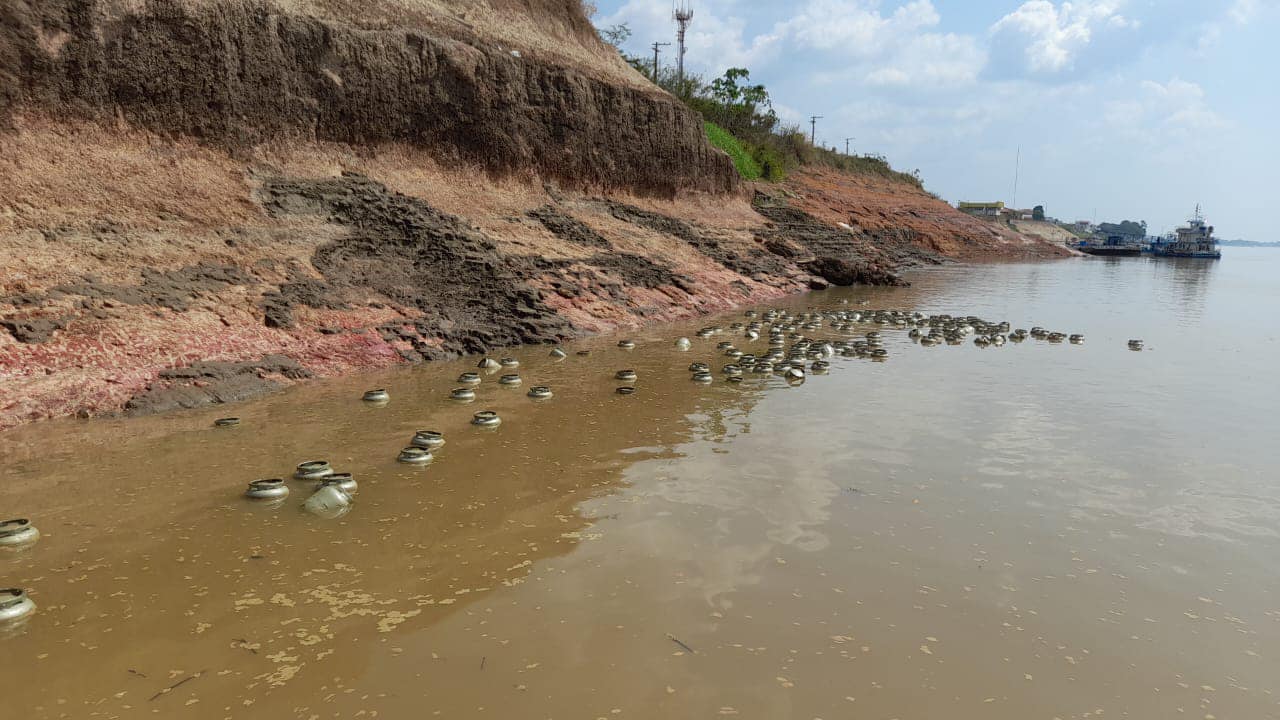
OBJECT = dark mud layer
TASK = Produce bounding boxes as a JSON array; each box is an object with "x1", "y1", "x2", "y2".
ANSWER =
[
  {"x1": 124, "y1": 355, "x2": 311, "y2": 416},
  {"x1": 0, "y1": 0, "x2": 734, "y2": 198},
  {"x1": 53, "y1": 264, "x2": 255, "y2": 311},
  {"x1": 603, "y1": 201, "x2": 793, "y2": 280},
  {"x1": 2, "y1": 262, "x2": 252, "y2": 306},
  {"x1": 0, "y1": 317, "x2": 66, "y2": 344},
  {"x1": 259, "y1": 271, "x2": 346, "y2": 330},
  {"x1": 1, "y1": 263, "x2": 256, "y2": 342},
  {"x1": 528, "y1": 206, "x2": 613, "y2": 249},
  {"x1": 752, "y1": 192, "x2": 945, "y2": 286},
  {"x1": 261, "y1": 173, "x2": 573, "y2": 358}
]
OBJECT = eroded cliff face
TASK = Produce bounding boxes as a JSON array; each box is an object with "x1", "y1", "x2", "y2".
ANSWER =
[
  {"x1": 0, "y1": 0, "x2": 734, "y2": 197},
  {"x1": 0, "y1": 1, "x2": 1066, "y2": 430}
]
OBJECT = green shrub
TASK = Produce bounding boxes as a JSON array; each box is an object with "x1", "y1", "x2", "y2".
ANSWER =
[
  {"x1": 704, "y1": 121, "x2": 762, "y2": 181},
  {"x1": 752, "y1": 144, "x2": 787, "y2": 182}
]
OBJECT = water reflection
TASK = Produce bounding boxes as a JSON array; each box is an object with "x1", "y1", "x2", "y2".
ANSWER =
[{"x1": 3, "y1": 252, "x2": 1279, "y2": 718}]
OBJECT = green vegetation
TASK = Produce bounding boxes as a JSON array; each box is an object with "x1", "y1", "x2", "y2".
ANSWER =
[
  {"x1": 704, "y1": 121, "x2": 762, "y2": 180},
  {"x1": 1100, "y1": 220, "x2": 1148, "y2": 237},
  {"x1": 598, "y1": 23, "x2": 922, "y2": 187}
]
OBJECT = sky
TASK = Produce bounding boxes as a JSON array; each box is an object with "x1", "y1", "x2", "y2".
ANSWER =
[{"x1": 592, "y1": 0, "x2": 1279, "y2": 239}]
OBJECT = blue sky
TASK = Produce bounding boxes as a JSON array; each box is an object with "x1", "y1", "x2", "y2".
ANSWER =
[{"x1": 592, "y1": 0, "x2": 1278, "y2": 239}]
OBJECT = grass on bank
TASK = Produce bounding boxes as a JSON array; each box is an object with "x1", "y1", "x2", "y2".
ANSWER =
[
  {"x1": 600, "y1": 25, "x2": 923, "y2": 188},
  {"x1": 704, "y1": 121, "x2": 914, "y2": 187},
  {"x1": 704, "y1": 121, "x2": 761, "y2": 180}
]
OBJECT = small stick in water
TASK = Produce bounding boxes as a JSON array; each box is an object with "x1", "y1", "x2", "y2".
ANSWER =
[
  {"x1": 149, "y1": 669, "x2": 206, "y2": 702},
  {"x1": 666, "y1": 633, "x2": 695, "y2": 654},
  {"x1": 480, "y1": 656, "x2": 487, "y2": 670}
]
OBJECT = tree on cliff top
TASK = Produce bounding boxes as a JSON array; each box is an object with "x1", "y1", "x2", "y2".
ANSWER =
[
  {"x1": 592, "y1": 22, "x2": 923, "y2": 188},
  {"x1": 1099, "y1": 220, "x2": 1147, "y2": 237},
  {"x1": 597, "y1": 22, "x2": 656, "y2": 79},
  {"x1": 690, "y1": 68, "x2": 778, "y2": 142}
]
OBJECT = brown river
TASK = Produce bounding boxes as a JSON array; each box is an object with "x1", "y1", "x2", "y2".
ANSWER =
[{"x1": 3, "y1": 250, "x2": 1279, "y2": 719}]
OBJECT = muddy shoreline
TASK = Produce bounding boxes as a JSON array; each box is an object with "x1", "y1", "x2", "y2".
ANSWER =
[
  {"x1": 0, "y1": 0, "x2": 1066, "y2": 432},
  {"x1": 2, "y1": 173, "x2": 964, "y2": 428}
]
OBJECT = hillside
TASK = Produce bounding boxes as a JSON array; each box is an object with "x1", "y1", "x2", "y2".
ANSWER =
[
  {"x1": 1012, "y1": 220, "x2": 1081, "y2": 246},
  {"x1": 0, "y1": 0, "x2": 1066, "y2": 430}
]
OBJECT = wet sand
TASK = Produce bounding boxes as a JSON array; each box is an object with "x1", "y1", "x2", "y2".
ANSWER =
[{"x1": 3, "y1": 254, "x2": 1279, "y2": 718}]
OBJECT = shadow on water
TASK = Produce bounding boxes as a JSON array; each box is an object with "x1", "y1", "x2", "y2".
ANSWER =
[
  {"x1": 0, "y1": 325, "x2": 783, "y2": 713},
  {"x1": 3, "y1": 254, "x2": 1279, "y2": 718}
]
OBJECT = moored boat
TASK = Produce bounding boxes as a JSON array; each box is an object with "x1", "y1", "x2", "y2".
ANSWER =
[
  {"x1": 1150, "y1": 206, "x2": 1221, "y2": 259},
  {"x1": 1077, "y1": 236, "x2": 1143, "y2": 256}
]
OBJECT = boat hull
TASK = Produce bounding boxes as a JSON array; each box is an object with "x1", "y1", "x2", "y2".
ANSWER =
[
  {"x1": 1080, "y1": 246, "x2": 1142, "y2": 257},
  {"x1": 1152, "y1": 249, "x2": 1221, "y2": 259}
]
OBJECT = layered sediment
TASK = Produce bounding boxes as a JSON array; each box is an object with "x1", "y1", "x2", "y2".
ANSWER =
[
  {"x1": 0, "y1": 0, "x2": 1066, "y2": 430},
  {"x1": 0, "y1": 0, "x2": 734, "y2": 197}
]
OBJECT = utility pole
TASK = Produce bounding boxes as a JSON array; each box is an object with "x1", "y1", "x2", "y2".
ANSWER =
[
  {"x1": 844, "y1": 137, "x2": 855, "y2": 155},
  {"x1": 809, "y1": 115, "x2": 823, "y2": 145},
  {"x1": 673, "y1": 1, "x2": 694, "y2": 86},
  {"x1": 1012, "y1": 144, "x2": 1021, "y2": 209},
  {"x1": 650, "y1": 41, "x2": 670, "y2": 82}
]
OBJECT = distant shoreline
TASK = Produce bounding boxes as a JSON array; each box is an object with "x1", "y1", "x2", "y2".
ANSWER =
[{"x1": 1220, "y1": 241, "x2": 1280, "y2": 248}]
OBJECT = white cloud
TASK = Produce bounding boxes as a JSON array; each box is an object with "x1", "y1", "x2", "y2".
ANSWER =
[
  {"x1": 1229, "y1": 0, "x2": 1261, "y2": 24},
  {"x1": 778, "y1": 0, "x2": 985, "y2": 88},
  {"x1": 778, "y1": 0, "x2": 940, "y2": 56},
  {"x1": 603, "y1": 0, "x2": 984, "y2": 89},
  {"x1": 600, "y1": 0, "x2": 780, "y2": 76},
  {"x1": 1199, "y1": 0, "x2": 1277, "y2": 53},
  {"x1": 865, "y1": 32, "x2": 986, "y2": 87},
  {"x1": 989, "y1": 0, "x2": 1136, "y2": 76},
  {"x1": 1105, "y1": 78, "x2": 1226, "y2": 147}
]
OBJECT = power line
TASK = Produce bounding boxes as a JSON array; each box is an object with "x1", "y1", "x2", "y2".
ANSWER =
[
  {"x1": 844, "y1": 137, "x2": 855, "y2": 155},
  {"x1": 809, "y1": 115, "x2": 823, "y2": 145},
  {"x1": 650, "y1": 41, "x2": 670, "y2": 81}
]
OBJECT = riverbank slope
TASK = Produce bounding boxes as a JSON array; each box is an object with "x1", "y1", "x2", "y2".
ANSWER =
[{"x1": 0, "y1": 0, "x2": 1066, "y2": 430}]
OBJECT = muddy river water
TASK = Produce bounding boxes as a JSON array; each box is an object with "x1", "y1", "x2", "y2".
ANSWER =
[{"x1": 3, "y1": 250, "x2": 1279, "y2": 719}]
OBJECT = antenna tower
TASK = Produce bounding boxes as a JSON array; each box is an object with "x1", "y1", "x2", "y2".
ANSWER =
[
  {"x1": 673, "y1": 1, "x2": 694, "y2": 84},
  {"x1": 1012, "y1": 144, "x2": 1021, "y2": 209}
]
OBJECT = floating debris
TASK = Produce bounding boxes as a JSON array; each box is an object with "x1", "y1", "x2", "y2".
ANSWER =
[
  {"x1": 0, "y1": 589, "x2": 37, "y2": 622},
  {"x1": 0, "y1": 519, "x2": 40, "y2": 548},
  {"x1": 245, "y1": 479, "x2": 289, "y2": 500},
  {"x1": 411, "y1": 430, "x2": 446, "y2": 450},
  {"x1": 293, "y1": 460, "x2": 333, "y2": 480},
  {"x1": 303, "y1": 485, "x2": 351, "y2": 518},
  {"x1": 318, "y1": 473, "x2": 357, "y2": 494},
  {"x1": 397, "y1": 447, "x2": 434, "y2": 464}
]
